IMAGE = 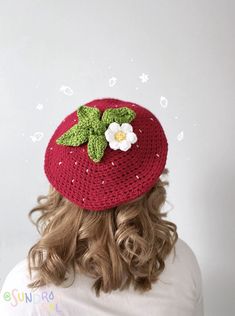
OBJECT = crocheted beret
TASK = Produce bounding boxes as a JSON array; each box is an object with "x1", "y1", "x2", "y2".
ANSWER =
[{"x1": 44, "y1": 98, "x2": 168, "y2": 211}]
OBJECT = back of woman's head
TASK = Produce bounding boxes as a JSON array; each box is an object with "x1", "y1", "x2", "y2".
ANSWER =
[{"x1": 27, "y1": 168, "x2": 178, "y2": 297}]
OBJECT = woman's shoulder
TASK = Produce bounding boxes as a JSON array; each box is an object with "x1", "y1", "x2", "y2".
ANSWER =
[
  {"x1": 1, "y1": 258, "x2": 29, "y2": 287},
  {"x1": 172, "y1": 237, "x2": 202, "y2": 276},
  {"x1": 0, "y1": 259, "x2": 61, "y2": 315},
  {"x1": 173, "y1": 237, "x2": 201, "y2": 264},
  {"x1": 165, "y1": 237, "x2": 202, "y2": 277},
  {"x1": 162, "y1": 237, "x2": 203, "y2": 303},
  {"x1": 0, "y1": 258, "x2": 30, "y2": 315}
]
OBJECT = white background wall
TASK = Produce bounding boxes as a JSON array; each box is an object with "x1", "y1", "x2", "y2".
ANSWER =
[{"x1": 0, "y1": 1, "x2": 234, "y2": 315}]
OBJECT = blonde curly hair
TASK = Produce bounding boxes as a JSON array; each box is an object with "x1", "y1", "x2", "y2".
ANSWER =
[{"x1": 27, "y1": 168, "x2": 178, "y2": 297}]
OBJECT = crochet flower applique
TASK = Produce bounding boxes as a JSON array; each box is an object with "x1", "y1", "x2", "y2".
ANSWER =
[
  {"x1": 105, "y1": 122, "x2": 137, "y2": 151},
  {"x1": 56, "y1": 105, "x2": 138, "y2": 163}
]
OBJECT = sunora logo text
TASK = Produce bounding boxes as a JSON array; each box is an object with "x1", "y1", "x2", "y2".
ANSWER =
[{"x1": 2, "y1": 288, "x2": 62, "y2": 314}]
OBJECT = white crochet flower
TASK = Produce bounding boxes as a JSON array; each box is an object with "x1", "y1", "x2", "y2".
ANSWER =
[{"x1": 104, "y1": 122, "x2": 138, "y2": 151}]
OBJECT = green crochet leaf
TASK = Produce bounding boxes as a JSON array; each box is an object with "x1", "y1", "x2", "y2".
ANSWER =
[
  {"x1": 56, "y1": 122, "x2": 89, "y2": 146},
  {"x1": 101, "y1": 107, "x2": 136, "y2": 125},
  {"x1": 87, "y1": 135, "x2": 107, "y2": 163},
  {"x1": 56, "y1": 105, "x2": 101, "y2": 146},
  {"x1": 91, "y1": 119, "x2": 107, "y2": 136},
  {"x1": 77, "y1": 105, "x2": 101, "y2": 124}
]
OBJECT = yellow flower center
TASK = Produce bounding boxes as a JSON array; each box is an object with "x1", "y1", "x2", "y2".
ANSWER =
[{"x1": 114, "y1": 131, "x2": 126, "y2": 141}]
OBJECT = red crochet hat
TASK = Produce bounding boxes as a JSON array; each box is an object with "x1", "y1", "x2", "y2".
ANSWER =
[{"x1": 44, "y1": 98, "x2": 168, "y2": 211}]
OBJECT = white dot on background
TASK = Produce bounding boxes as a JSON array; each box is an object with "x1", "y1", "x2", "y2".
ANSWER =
[
  {"x1": 86, "y1": 168, "x2": 89, "y2": 173},
  {"x1": 60, "y1": 85, "x2": 74, "y2": 96},
  {"x1": 30, "y1": 132, "x2": 44, "y2": 142},
  {"x1": 36, "y1": 103, "x2": 44, "y2": 110},
  {"x1": 108, "y1": 77, "x2": 117, "y2": 87},
  {"x1": 160, "y1": 96, "x2": 168, "y2": 108},
  {"x1": 156, "y1": 153, "x2": 160, "y2": 158},
  {"x1": 101, "y1": 180, "x2": 105, "y2": 184},
  {"x1": 111, "y1": 161, "x2": 115, "y2": 166},
  {"x1": 177, "y1": 131, "x2": 184, "y2": 142},
  {"x1": 136, "y1": 175, "x2": 140, "y2": 179},
  {"x1": 82, "y1": 197, "x2": 85, "y2": 202},
  {"x1": 58, "y1": 161, "x2": 62, "y2": 165},
  {"x1": 69, "y1": 151, "x2": 73, "y2": 154},
  {"x1": 139, "y1": 73, "x2": 149, "y2": 83},
  {"x1": 71, "y1": 179, "x2": 75, "y2": 183},
  {"x1": 75, "y1": 161, "x2": 78, "y2": 165}
]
